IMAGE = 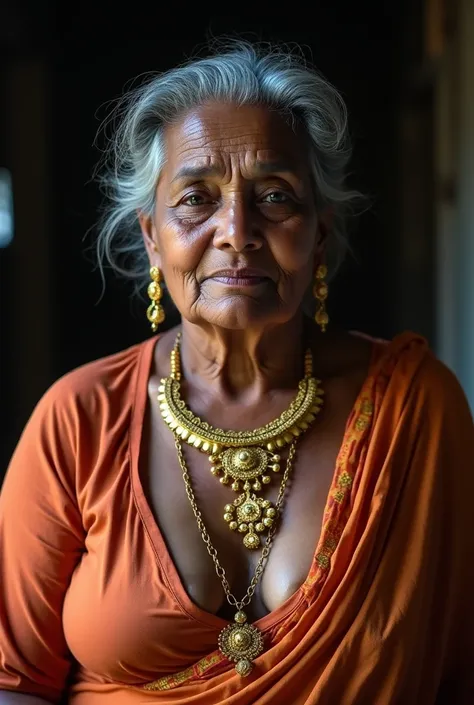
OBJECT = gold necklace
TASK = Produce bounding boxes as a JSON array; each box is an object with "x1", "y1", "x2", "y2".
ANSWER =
[
  {"x1": 158, "y1": 334, "x2": 324, "y2": 550},
  {"x1": 157, "y1": 333, "x2": 325, "y2": 677},
  {"x1": 175, "y1": 437, "x2": 296, "y2": 677}
]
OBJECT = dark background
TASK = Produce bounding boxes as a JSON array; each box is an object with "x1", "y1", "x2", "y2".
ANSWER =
[{"x1": 1, "y1": 0, "x2": 436, "y2": 470}]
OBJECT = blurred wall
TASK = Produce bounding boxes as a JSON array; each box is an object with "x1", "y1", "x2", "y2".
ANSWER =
[
  {"x1": 429, "y1": 0, "x2": 474, "y2": 407},
  {"x1": 452, "y1": 0, "x2": 474, "y2": 407}
]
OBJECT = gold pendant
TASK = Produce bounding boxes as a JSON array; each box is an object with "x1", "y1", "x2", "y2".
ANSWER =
[
  {"x1": 224, "y1": 492, "x2": 277, "y2": 549},
  {"x1": 218, "y1": 610, "x2": 264, "y2": 677},
  {"x1": 213, "y1": 446, "x2": 281, "y2": 490},
  {"x1": 210, "y1": 446, "x2": 278, "y2": 548}
]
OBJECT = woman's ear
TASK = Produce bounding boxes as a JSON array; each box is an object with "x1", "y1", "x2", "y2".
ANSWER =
[
  {"x1": 317, "y1": 207, "x2": 334, "y2": 248},
  {"x1": 312, "y1": 208, "x2": 333, "y2": 274},
  {"x1": 138, "y1": 211, "x2": 162, "y2": 269}
]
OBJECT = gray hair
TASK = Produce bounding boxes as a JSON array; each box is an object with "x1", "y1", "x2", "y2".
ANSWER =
[{"x1": 93, "y1": 39, "x2": 362, "y2": 292}]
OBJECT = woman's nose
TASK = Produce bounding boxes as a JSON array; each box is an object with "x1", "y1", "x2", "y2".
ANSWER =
[{"x1": 212, "y1": 199, "x2": 263, "y2": 252}]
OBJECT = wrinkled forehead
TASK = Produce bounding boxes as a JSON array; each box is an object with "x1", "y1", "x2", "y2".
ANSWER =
[{"x1": 161, "y1": 102, "x2": 312, "y2": 182}]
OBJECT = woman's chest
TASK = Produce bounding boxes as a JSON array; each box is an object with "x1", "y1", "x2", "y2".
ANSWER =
[{"x1": 141, "y1": 380, "x2": 356, "y2": 622}]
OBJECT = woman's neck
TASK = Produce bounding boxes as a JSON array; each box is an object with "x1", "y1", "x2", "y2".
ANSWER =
[{"x1": 177, "y1": 316, "x2": 309, "y2": 404}]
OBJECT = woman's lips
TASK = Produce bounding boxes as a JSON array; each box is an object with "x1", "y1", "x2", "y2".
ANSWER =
[
  {"x1": 212, "y1": 275, "x2": 268, "y2": 286},
  {"x1": 206, "y1": 269, "x2": 270, "y2": 286}
]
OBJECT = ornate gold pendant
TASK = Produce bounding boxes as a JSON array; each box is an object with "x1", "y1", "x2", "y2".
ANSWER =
[
  {"x1": 224, "y1": 492, "x2": 276, "y2": 549},
  {"x1": 209, "y1": 446, "x2": 278, "y2": 548},
  {"x1": 218, "y1": 610, "x2": 264, "y2": 677},
  {"x1": 214, "y1": 446, "x2": 281, "y2": 490}
]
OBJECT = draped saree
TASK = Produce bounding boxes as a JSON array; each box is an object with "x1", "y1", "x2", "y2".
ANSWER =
[{"x1": 1, "y1": 331, "x2": 473, "y2": 704}]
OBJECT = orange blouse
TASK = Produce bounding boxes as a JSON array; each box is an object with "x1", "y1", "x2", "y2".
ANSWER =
[{"x1": 0, "y1": 331, "x2": 473, "y2": 704}]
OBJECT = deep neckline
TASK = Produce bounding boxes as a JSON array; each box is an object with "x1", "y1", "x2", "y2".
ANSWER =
[{"x1": 129, "y1": 332, "x2": 385, "y2": 633}]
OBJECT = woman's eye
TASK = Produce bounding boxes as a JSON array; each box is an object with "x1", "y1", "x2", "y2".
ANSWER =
[
  {"x1": 182, "y1": 193, "x2": 208, "y2": 206},
  {"x1": 262, "y1": 191, "x2": 291, "y2": 204}
]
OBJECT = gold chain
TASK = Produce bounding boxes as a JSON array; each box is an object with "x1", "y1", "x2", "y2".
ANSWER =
[
  {"x1": 160, "y1": 333, "x2": 322, "y2": 677},
  {"x1": 175, "y1": 438, "x2": 296, "y2": 611}
]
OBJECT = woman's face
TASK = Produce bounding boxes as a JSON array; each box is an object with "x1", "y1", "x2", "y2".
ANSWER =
[{"x1": 140, "y1": 101, "x2": 324, "y2": 330}]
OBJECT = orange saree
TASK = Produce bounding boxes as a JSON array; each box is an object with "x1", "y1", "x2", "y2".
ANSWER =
[{"x1": 0, "y1": 331, "x2": 473, "y2": 704}]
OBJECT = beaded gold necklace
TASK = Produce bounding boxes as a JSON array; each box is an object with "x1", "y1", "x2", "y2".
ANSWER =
[
  {"x1": 158, "y1": 334, "x2": 324, "y2": 550},
  {"x1": 157, "y1": 333, "x2": 324, "y2": 676}
]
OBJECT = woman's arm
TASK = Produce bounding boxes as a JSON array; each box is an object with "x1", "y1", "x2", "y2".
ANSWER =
[
  {"x1": 420, "y1": 356, "x2": 474, "y2": 701},
  {"x1": 0, "y1": 377, "x2": 86, "y2": 700}
]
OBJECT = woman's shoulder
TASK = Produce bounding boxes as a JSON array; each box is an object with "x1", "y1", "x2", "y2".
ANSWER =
[
  {"x1": 5, "y1": 338, "x2": 158, "y2": 491},
  {"x1": 322, "y1": 327, "x2": 471, "y2": 417},
  {"x1": 373, "y1": 331, "x2": 464, "y2": 392},
  {"x1": 33, "y1": 337, "x2": 157, "y2": 421},
  {"x1": 364, "y1": 330, "x2": 472, "y2": 425}
]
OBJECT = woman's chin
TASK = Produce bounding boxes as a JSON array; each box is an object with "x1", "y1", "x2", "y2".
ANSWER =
[{"x1": 189, "y1": 298, "x2": 293, "y2": 330}]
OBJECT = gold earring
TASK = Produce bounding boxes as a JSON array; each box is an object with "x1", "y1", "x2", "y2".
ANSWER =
[
  {"x1": 314, "y1": 264, "x2": 329, "y2": 332},
  {"x1": 146, "y1": 266, "x2": 165, "y2": 332}
]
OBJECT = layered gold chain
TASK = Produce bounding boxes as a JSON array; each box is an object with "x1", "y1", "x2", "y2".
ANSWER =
[
  {"x1": 176, "y1": 438, "x2": 296, "y2": 609},
  {"x1": 157, "y1": 333, "x2": 324, "y2": 677},
  {"x1": 174, "y1": 437, "x2": 297, "y2": 678}
]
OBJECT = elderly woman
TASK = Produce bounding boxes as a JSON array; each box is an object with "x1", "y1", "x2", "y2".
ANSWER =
[{"x1": 0, "y1": 41, "x2": 473, "y2": 705}]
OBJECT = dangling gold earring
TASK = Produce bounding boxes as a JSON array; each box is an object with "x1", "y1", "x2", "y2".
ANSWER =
[
  {"x1": 146, "y1": 266, "x2": 165, "y2": 332},
  {"x1": 314, "y1": 264, "x2": 329, "y2": 332}
]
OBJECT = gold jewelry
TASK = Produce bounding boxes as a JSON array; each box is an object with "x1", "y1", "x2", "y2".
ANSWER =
[
  {"x1": 175, "y1": 426, "x2": 296, "y2": 677},
  {"x1": 146, "y1": 266, "x2": 165, "y2": 332},
  {"x1": 314, "y1": 264, "x2": 329, "y2": 332},
  {"x1": 158, "y1": 335, "x2": 324, "y2": 549},
  {"x1": 158, "y1": 334, "x2": 324, "y2": 677}
]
